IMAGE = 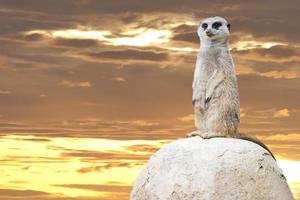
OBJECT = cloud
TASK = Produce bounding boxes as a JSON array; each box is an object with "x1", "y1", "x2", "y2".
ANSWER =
[
  {"x1": 171, "y1": 31, "x2": 198, "y2": 44},
  {"x1": 53, "y1": 38, "x2": 100, "y2": 48},
  {"x1": 235, "y1": 63, "x2": 300, "y2": 79},
  {"x1": 125, "y1": 144, "x2": 160, "y2": 153},
  {"x1": 113, "y1": 77, "x2": 126, "y2": 82},
  {"x1": 14, "y1": 137, "x2": 51, "y2": 142},
  {"x1": 260, "y1": 70, "x2": 299, "y2": 79},
  {"x1": 61, "y1": 149, "x2": 151, "y2": 161},
  {"x1": 178, "y1": 114, "x2": 194, "y2": 122},
  {"x1": 0, "y1": 118, "x2": 183, "y2": 140},
  {"x1": 232, "y1": 45, "x2": 300, "y2": 63},
  {"x1": 257, "y1": 45, "x2": 300, "y2": 58},
  {"x1": 58, "y1": 80, "x2": 93, "y2": 88},
  {"x1": 25, "y1": 29, "x2": 111, "y2": 41},
  {"x1": 170, "y1": 24, "x2": 199, "y2": 45},
  {"x1": 261, "y1": 134, "x2": 300, "y2": 161},
  {"x1": 262, "y1": 133, "x2": 300, "y2": 141},
  {"x1": 273, "y1": 109, "x2": 290, "y2": 118},
  {"x1": 23, "y1": 32, "x2": 45, "y2": 41},
  {"x1": 240, "y1": 108, "x2": 292, "y2": 122},
  {"x1": 1, "y1": 155, "x2": 67, "y2": 164},
  {"x1": 129, "y1": 120, "x2": 160, "y2": 127},
  {"x1": 54, "y1": 184, "x2": 131, "y2": 193},
  {"x1": 232, "y1": 41, "x2": 286, "y2": 51},
  {"x1": 0, "y1": 90, "x2": 11, "y2": 95},
  {"x1": 25, "y1": 27, "x2": 172, "y2": 47},
  {"x1": 83, "y1": 49, "x2": 169, "y2": 62},
  {"x1": 77, "y1": 162, "x2": 132, "y2": 173},
  {"x1": 0, "y1": 188, "x2": 49, "y2": 197},
  {"x1": 107, "y1": 29, "x2": 172, "y2": 46}
]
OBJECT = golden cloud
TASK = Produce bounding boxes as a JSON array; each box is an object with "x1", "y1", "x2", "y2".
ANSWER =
[
  {"x1": 273, "y1": 108, "x2": 291, "y2": 118},
  {"x1": 260, "y1": 70, "x2": 299, "y2": 79},
  {"x1": 178, "y1": 114, "x2": 194, "y2": 122}
]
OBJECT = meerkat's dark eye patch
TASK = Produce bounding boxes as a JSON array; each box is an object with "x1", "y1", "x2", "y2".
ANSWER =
[
  {"x1": 212, "y1": 22, "x2": 222, "y2": 30},
  {"x1": 201, "y1": 23, "x2": 208, "y2": 30}
]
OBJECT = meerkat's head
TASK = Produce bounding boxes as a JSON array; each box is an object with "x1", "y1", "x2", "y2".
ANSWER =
[{"x1": 197, "y1": 16, "x2": 230, "y2": 47}]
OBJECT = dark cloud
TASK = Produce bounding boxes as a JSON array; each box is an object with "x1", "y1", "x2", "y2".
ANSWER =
[
  {"x1": 0, "y1": 188, "x2": 49, "y2": 197},
  {"x1": 54, "y1": 184, "x2": 131, "y2": 193},
  {"x1": 23, "y1": 33, "x2": 45, "y2": 41},
  {"x1": 61, "y1": 149, "x2": 151, "y2": 161},
  {"x1": 120, "y1": 13, "x2": 140, "y2": 23},
  {"x1": 53, "y1": 38, "x2": 100, "y2": 48},
  {"x1": 172, "y1": 32, "x2": 199, "y2": 44},
  {"x1": 1, "y1": 155, "x2": 67, "y2": 163},
  {"x1": 171, "y1": 24, "x2": 199, "y2": 44},
  {"x1": 257, "y1": 45, "x2": 300, "y2": 58},
  {"x1": 0, "y1": 117, "x2": 184, "y2": 140},
  {"x1": 1, "y1": 0, "x2": 298, "y2": 42},
  {"x1": 172, "y1": 24, "x2": 198, "y2": 34},
  {"x1": 77, "y1": 162, "x2": 133, "y2": 173},
  {"x1": 125, "y1": 144, "x2": 160, "y2": 153},
  {"x1": 0, "y1": 122, "x2": 29, "y2": 128},
  {"x1": 14, "y1": 137, "x2": 51, "y2": 142},
  {"x1": 238, "y1": 60, "x2": 300, "y2": 74}
]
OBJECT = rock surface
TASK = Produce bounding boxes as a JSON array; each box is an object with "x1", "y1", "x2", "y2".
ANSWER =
[{"x1": 131, "y1": 137, "x2": 294, "y2": 200}]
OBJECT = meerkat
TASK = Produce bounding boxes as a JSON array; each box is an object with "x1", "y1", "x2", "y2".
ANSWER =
[
  {"x1": 187, "y1": 16, "x2": 275, "y2": 159},
  {"x1": 187, "y1": 16, "x2": 239, "y2": 138}
]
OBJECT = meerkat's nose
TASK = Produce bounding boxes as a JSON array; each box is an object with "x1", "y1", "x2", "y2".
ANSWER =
[{"x1": 206, "y1": 30, "x2": 213, "y2": 37}]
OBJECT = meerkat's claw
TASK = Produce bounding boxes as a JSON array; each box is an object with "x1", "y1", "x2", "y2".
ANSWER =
[
  {"x1": 204, "y1": 97, "x2": 211, "y2": 104},
  {"x1": 192, "y1": 99, "x2": 197, "y2": 106}
]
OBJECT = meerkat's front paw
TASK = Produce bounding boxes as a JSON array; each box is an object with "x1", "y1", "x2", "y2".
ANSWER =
[{"x1": 186, "y1": 130, "x2": 211, "y2": 139}]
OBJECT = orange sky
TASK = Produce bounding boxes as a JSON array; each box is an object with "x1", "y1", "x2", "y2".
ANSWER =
[{"x1": 0, "y1": 0, "x2": 299, "y2": 199}]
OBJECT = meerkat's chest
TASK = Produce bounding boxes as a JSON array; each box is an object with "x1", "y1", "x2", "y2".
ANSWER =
[{"x1": 198, "y1": 57, "x2": 217, "y2": 79}]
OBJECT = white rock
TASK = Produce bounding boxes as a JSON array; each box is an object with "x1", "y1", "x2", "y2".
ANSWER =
[{"x1": 131, "y1": 137, "x2": 294, "y2": 200}]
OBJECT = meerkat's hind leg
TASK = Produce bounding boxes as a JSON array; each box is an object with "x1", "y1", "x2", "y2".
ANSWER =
[
  {"x1": 186, "y1": 130, "x2": 212, "y2": 138},
  {"x1": 187, "y1": 100, "x2": 207, "y2": 138},
  {"x1": 186, "y1": 130, "x2": 203, "y2": 138}
]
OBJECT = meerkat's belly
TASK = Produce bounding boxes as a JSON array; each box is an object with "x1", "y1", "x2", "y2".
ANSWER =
[
  {"x1": 212, "y1": 76, "x2": 239, "y2": 102},
  {"x1": 205, "y1": 76, "x2": 240, "y2": 135}
]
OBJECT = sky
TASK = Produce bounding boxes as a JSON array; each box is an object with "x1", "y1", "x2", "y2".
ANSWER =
[{"x1": 0, "y1": 0, "x2": 299, "y2": 199}]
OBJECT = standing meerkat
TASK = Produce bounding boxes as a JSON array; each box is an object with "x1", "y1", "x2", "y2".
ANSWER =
[
  {"x1": 187, "y1": 16, "x2": 275, "y2": 159},
  {"x1": 188, "y1": 16, "x2": 240, "y2": 139}
]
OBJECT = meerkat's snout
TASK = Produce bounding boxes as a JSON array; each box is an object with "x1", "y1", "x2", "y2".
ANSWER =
[{"x1": 206, "y1": 29, "x2": 214, "y2": 37}]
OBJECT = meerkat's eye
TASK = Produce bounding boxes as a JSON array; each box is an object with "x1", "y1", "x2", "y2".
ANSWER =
[
  {"x1": 212, "y1": 22, "x2": 222, "y2": 30},
  {"x1": 201, "y1": 23, "x2": 208, "y2": 30}
]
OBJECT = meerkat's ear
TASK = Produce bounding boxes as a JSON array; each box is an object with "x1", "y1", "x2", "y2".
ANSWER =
[{"x1": 227, "y1": 23, "x2": 231, "y2": 32}]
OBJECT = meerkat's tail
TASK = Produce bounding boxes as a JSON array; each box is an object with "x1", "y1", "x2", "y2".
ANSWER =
[{"x1": 234, "y1": 133, "x2": 276, "y2": 160}]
